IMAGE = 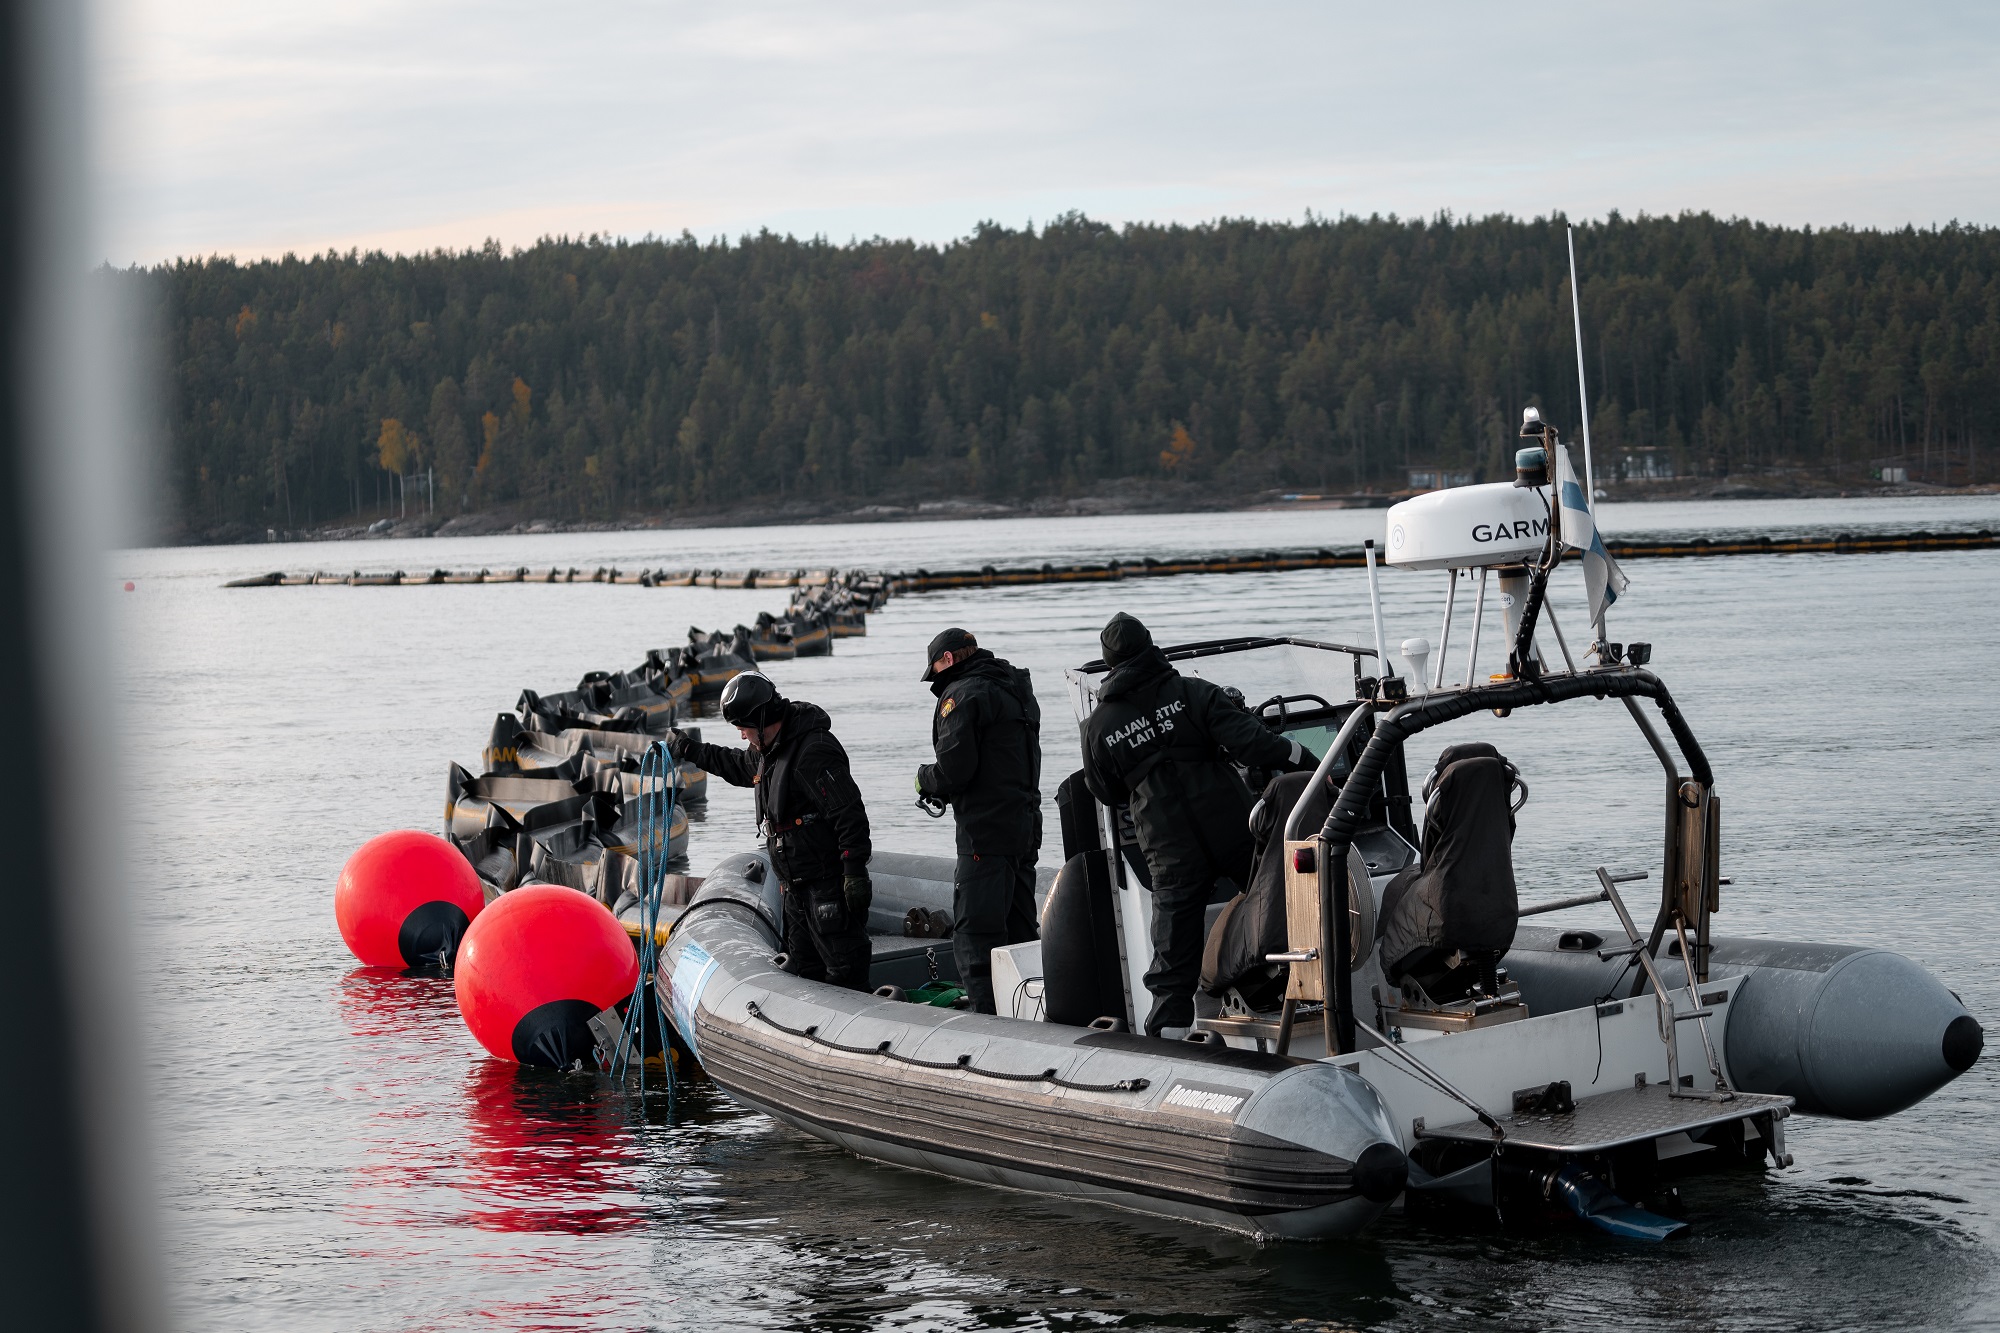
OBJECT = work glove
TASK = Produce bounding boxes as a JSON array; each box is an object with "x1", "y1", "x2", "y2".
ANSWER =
[
  {"x1": 843, "y1": 871, "x2": 873, "y2": 916},
  {"x1": 663, "y1": 728, "x2": 691, "y2": 762}
]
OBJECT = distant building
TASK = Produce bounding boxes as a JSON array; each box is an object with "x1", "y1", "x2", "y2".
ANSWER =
[
  {"x1": 1406, "y1": 467, "x2": 1475, "y2": 491},
  {"x1": 1614, "y1": 449, "x2": 1676, "y2": 482}
]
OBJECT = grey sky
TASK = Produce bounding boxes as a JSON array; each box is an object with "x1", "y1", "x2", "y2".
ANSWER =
[{"x1": 98, "y1": 0, "x2": 2000, "y2": 264}]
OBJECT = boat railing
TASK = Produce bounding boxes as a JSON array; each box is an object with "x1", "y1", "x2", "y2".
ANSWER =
[{"x1": 1311, "y1": 668, "x2": 1713, "y2": 1056}]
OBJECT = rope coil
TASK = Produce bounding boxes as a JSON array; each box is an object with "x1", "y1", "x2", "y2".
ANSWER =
[{"x1": 745, "y1": 1000, "x2": 1150, "y2": 1094}]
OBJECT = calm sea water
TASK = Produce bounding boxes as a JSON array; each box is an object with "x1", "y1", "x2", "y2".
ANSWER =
[{"x1": 123, "y1": 497, "x2": 2000, "y2": 1331}]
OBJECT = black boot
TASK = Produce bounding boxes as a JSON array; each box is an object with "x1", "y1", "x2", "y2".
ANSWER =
[{"x1": 1144, "y1": 992, "x2": 1194, "y2": 1039}]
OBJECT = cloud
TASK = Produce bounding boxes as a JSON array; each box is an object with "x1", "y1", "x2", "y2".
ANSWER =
[{"x1": 96, "y1": 0, "x2": 2000, "y2": 263}]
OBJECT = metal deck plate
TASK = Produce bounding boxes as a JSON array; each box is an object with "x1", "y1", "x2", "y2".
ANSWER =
[{"x1": 1420, "y1": 1083, "x2": 1793, "y2": 1153}]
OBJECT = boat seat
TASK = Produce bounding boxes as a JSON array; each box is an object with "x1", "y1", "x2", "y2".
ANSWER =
[
  {"x1": 1200, "y1": 768, "x2": 1335, "y2": 1012},
  {"x1": 1376, "y1": 743, "x2": 1521, "y2": 1005}
]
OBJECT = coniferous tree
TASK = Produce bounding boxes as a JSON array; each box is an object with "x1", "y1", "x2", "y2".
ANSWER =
[{"x1": 132, "y1": 211, "x2": 2000, "y2": 537}]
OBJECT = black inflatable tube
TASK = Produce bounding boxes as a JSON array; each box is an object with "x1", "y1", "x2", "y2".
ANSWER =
[{"x1": 1314, "y1": 670, "x2": 1709, "y2": 1054}]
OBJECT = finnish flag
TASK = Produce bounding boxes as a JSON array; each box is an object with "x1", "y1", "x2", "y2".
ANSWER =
[{"x1": 1555, "y1": 445, "x2": 1628, "y2": 626}]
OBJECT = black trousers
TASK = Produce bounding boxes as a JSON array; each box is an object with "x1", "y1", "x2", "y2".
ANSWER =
[
  {"x1": 952, "y1": 852, "x2": 1039, "y2": 1013},
  {"x1": 780, "y1": 875, "x2": 872, "y2": 991},
  {"x1": 1140, "y1": 837, "x2": 1251, "y2": 1035}
]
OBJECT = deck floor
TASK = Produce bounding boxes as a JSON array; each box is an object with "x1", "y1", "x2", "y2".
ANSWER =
[{"x1": 1421, "y1": 1082, "x2": 1793, "y2": 1153}]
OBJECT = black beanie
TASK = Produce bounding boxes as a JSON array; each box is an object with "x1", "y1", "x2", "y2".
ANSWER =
[{"x1": 1100, "y1": 612, "x2": 1153, "y2": 667}]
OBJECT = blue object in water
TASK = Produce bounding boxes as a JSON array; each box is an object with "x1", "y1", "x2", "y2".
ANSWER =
[{"x1": 1543, "y1": 1163, "x2": 1687, "y2": 1242}]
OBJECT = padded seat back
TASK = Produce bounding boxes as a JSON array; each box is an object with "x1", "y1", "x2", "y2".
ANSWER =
[
  {"x1": 1199, "y1": 769, "x2": 1334, "y2": 1010},
  {"x1": 1377, "y1": 742, "x2": 1519, "y2": 986}
]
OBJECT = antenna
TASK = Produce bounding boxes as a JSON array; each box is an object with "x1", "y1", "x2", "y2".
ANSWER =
[
  {"x1": 1567, "y1": 223, "x2": 1616, "y2": 652},
  {"x1": 1363, "y1": 539, "x2": 1391, "y2": 691},
  {"x1": 1566, "y1": 224, "x2": 1596, "y2": 518}
]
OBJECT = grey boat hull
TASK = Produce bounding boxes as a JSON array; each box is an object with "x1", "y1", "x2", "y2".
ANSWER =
[
  {"x1": 1503, "y1": 924, "x2": 1982, "y2": 1120},
  {"x1": 654, "y1": 850, "x2": 1980, "y2": 1238},
  {"x1": 660, "y1": 853, "x2": 1409, "y2": 1239}
]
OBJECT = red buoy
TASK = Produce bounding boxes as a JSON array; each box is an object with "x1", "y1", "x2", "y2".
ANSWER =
[
  {"x1": 335, "y1": 830, "x2": 485, "y2": 969},
  {"x1": 454, "y1": 885, "x2": 638, "y2": 1068}
]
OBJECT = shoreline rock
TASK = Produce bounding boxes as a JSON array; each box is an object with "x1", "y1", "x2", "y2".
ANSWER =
[{"x1": 162, "y1": 477, "x2": 2000, "y2": 547}]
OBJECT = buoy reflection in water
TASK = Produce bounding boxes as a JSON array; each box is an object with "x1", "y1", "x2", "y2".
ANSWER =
[{"x1": 459, "y1": 1061, "x2": 646, "y2": 1236}]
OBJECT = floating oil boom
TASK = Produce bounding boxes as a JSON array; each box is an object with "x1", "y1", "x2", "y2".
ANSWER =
[{"x1": 224, "y1": 528, "x2": 1999, "y2": 590}]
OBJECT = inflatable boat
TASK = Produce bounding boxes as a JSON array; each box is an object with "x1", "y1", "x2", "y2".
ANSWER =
[
  {"x1": 652, "y1": 466, "x2": 1982, "y2": 1241},
  {"x1": 659, "y1": 849, "x2": 1409, "y2": 1237}
]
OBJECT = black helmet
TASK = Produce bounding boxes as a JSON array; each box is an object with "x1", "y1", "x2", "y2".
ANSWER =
[{"x1": 720, "y1": 671, "x2": 782, "y2": 728}]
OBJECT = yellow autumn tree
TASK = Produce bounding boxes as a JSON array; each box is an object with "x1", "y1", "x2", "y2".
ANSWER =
[
  {"x1": 1158, "y1": 422, "x2": 1197, "y2": 472},
  {"x1": 477, "y1": 412, "x2": 499, "y2": 474},
  {"x1": 376, "y1": 418, "x2": 419, "y2": 474},
  {"x1": 511, "y1": 377, "x2": 532, "y2": 422}
]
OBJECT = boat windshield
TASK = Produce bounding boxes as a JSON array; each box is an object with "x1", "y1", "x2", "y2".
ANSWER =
[{"x1": 1069, "y1": 635, "x2": 1374, "y2": 728}]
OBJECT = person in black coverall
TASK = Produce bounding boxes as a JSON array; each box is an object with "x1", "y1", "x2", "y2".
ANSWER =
[
  {"x1": 666, "y1": 673, "x2": 874, "y2": 990},
  {"x1": 1081, "y1": 613, "x2": 1311, "y2": 1036},
  {"x1": 913, "y1": 628, "x2": 1043, "y2": 1013}
]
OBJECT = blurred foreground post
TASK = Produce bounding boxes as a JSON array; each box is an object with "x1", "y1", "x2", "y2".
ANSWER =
[{"x1": 0, "y1": 0, "x2": 159, "y2": 1326}]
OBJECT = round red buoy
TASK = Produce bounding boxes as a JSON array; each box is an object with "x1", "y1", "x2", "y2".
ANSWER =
[
  {"x1": 454, "y1": 885, "x2": 638, "y2": 1068},
  {"x1": 123, "y1": 581, "x2": 135, "y2": 592},
  {"x1": 334, "y1": 830, "x2": 485, "y2": 969}
]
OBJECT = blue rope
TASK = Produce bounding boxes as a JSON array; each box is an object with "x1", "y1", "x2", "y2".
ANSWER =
[{"x1": 610, "y1": 738, "x2": 678, "y2": 1117}]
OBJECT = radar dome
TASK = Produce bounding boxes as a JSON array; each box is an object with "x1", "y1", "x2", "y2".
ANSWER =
[{"x1": 1385, "y1": 482, "x2": 1552, "y2": 571}]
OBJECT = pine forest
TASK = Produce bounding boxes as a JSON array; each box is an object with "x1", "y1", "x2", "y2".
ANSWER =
[{"x1": 144, "y1": 211, "x2": 2000, "y2": 538}]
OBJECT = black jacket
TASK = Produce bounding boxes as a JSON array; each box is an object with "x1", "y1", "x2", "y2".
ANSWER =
[
  {"x1": 916, "y1": 649, "x2": 1043, "y2": 856},
  {"x1": 689, "y1": 700, "x2": 871, "y2": 883},
  {"x1": 1081, "y1": 647, "x2": 1306, "y2": 882}
]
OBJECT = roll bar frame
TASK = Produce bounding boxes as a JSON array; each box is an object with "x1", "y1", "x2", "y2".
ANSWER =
[{"x1": 1312, "y1": 667, "x2": 1712, "y2": 1055}]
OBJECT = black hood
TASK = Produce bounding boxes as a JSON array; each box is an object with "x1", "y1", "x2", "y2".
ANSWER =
[
  {"x1": 929, "y1": 647, "x2": 1010, "y2": 695},
  {"x1": 773, "y1": 699, "x2": 831, "y2": 747},
  {"x1": 1098, "y1": 645, "x2": 1175, "y2": 702}
]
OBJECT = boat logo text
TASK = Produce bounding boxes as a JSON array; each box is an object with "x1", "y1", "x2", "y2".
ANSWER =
[
  {"x1": 1160, "y1": 1080, "x2": 1248, "y2": 1119},
  {"x1": 1471, "y1": 518, "x2": 1549, "y2": 543}
]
